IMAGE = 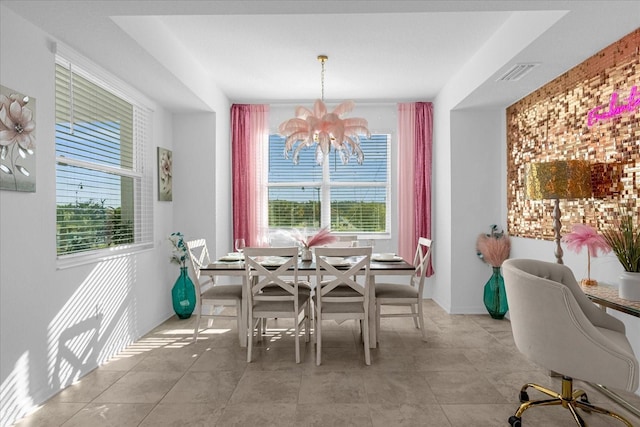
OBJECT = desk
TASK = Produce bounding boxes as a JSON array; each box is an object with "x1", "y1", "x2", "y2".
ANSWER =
[
  {"x1": 581, "y1": 283, "x2": 640, "y2": 418},
  {"x1": 581, "y1": 283, "x2": 640, "y2": 317},
  {"x1": 201, "y1": 258, "x2": 415, "y2": 348}
]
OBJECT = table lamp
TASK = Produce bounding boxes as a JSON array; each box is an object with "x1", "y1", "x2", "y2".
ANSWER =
[{"x1": 525, "y1": 160, "x2": 592, "y2": 264}]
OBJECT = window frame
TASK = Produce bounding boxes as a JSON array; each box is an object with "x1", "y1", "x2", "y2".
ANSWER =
[
  {"x1": 266, "y1": 133, "x2": 391, "y2": 237},
  {"x1": 54, "y1": 48, "x2": 154, "y2": 268}
]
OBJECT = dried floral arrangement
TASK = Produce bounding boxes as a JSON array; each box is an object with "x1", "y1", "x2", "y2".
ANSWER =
[
  {"x1": 291, "y1": 226, "x2": 338, "y2": 249},
  {"x1": 476, "y1": 225, "x2": 511, "y2": 268},
  {"x1": 168, "y1": 232, "x2": 189, "y2": 268}
]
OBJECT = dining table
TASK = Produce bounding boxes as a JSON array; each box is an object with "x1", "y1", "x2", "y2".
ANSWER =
[{"x1": 200, "y1": 255, "x2": 416, "y2": 348}]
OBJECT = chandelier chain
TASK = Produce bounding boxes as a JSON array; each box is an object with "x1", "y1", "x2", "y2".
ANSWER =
[
  {"x1": 318, "y1": 54, "x2": 328, "y2": 102},
  {"x1": 320, "y1": 59, "x2": 325, "y2": 101}
]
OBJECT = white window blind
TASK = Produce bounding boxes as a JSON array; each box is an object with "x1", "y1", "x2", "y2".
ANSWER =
[
  {"x1": 267, "y1": 134, "x2": 390, "y2": 234},
  {"x1": 55, "y1": 56, "x2": 153, "y2": 259}
]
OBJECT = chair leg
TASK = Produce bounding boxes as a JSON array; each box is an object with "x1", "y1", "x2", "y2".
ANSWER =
[
  {"x1": 362, "y1": 316, "x2": 371, "y2": 366},
  {"x1": 573, "y1": 399, "x2": 635, "y2": 427},
  {"x1": 522, "y1": 382, "x2": 563, "y2": 400},
  {"x1": 192, "y1": 301, "x2": 202, "y2": 341},
  {"x1": 417, "y1": 300, "x2": 427, "y2": 341},
  {"x1": 294, "y1": 314, "x2": 300, "y2": 364},
  {"x1": 510, "y1": 377, "x2": 636, "y2": 427},
  {"x1": 304, "y1": 302, "x2": 310, "y2": 343},
  {"x1": 312, "y1": 304, "x2": 317, "y2": 345},
  {"x1": 566, "y1": 402, "x2": 586, "y2": 426},
  {"x1": 247, "y1": 317, "x2": 254, "y2": 363},
  {"x1": 410, "y1": 304, "x2": 419, "y2": 329},
  {"x1": 235, "y1": 299, "x2": 243, "y2": 345},
  {"x1": 375, "y1": 301, "x2": 381, "y2": 344},
  {"x1": 258, "y1": 317, "x2": 266, "y2": 342},
  {"x1": 316, "y1": 311, "x2": 322, "y2": 366}
]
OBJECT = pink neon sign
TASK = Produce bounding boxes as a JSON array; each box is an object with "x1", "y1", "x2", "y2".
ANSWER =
[{"x1": 587, "y1": 85, "x2": 640, "y2": 127}]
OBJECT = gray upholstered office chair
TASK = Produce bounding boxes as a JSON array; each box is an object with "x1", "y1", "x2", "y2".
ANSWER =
[{"x1": 502, "y1": 258, "x2": 639, "y2": 427}]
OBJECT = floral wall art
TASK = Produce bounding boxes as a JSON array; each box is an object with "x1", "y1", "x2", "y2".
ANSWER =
[
  {"x1": 0, "y1": 85, "x2": 36, "y2": 192},
  {"x1": 158, "y1": 147, "x2": 172, "y2": 201}
]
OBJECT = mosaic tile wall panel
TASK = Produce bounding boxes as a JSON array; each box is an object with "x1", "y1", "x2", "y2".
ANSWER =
[{"x1": 507, "y1": 28, "x2": 640, "y2": 240}]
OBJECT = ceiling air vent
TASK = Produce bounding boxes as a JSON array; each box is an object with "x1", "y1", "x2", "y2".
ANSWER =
[{"x1": 497, "y1": 63, "x2": 540, "y2": 82}]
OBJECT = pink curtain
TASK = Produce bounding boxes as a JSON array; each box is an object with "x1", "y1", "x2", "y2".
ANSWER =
[
  {"x1": 397, "y1": 103, "x2": 416, "y2": 263},
  {"x1": 397, "y1": 102, "x2": 434, "y2": 275},
  {"x1": 231, "y1": 104, "x2": 269, "y2": 248}
]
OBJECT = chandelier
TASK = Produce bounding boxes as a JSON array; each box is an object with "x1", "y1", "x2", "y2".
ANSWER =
[{"x1": 278, "y1": 55, "x2": 371, "y2": 165}]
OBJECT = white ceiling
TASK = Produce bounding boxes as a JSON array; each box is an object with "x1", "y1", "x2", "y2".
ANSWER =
[{"x1": 3, "y1": 1, "x2": 639, "y2": 112}]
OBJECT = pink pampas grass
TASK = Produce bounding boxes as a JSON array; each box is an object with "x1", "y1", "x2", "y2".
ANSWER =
[
  {"x1": 292, "y1": 226, "x2": 337, "y2": 248},
  {"x1": 477, "y1": 232, "x2": 511, "y2": 268}
]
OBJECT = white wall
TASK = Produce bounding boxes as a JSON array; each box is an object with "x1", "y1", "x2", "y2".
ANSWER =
[
  {"x1": 449, "y1": 109, "x2": 506, "y2": 313},
  {"x1": 0, "y1": 6, "x2": 182, "y2": 426},
  {"x1": 427, "y1": 10, "x2": 568, "y2": 313},
  {"x1": 173, "y1": 113, "x2": 217, "y2": 247},
  {"x1": 429, "y1": 106, "x2": 508, "y2": 314},
  {"x1": 214, "y1": 107, "x2": 233, "y2": 259}
]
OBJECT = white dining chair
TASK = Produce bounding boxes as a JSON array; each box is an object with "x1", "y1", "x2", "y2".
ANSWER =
[
  {"x1": 186, "y1": 239, "x2": 243, "y2": 342},
  {"x1": 244, "y1": 246, "x2": 311, "y2": 363},
  {"x1": 375, "y1": 237, "x2": 432, "y2": 342},
  {"x1": 314, "y1": 246, "x2": 373, "y2": 366}
]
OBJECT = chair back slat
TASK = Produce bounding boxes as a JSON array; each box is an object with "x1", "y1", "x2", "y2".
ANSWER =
[
  {"x1": 244, "y1": 247, "x2": 300, "y2": 302},
  {"x1": 314, "y1": 246, "x2": 372, "y2": 298},
  {"x1": 186, "y1": 238, "x2": 213, "y2": 291},
  {"x1": 410, "y1": 237, "x2": 432, "y2": 290}
]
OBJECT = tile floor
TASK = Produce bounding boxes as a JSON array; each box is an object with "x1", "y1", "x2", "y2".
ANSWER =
[{"x1": 12, "y1": 300, "x2": 640, "y2": 426}]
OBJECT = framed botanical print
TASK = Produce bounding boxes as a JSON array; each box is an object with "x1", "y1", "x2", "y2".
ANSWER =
[
  {"x1": 1, "y1": 85, "x2": 36, "y2": 192},
  {"x1": 158, "y1": 147, "x2": 172, "y2": 201}
]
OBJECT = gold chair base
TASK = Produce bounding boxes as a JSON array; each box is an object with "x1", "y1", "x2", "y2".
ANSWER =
[{"x1": 509, "y1": 376, "x2": 634, "y2": 427}]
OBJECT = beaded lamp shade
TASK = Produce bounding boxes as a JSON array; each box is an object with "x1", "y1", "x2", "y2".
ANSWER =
[
  {"x1": 525, "y1": 160, "x2": 592, "y2": 264},
  {"x1": 525, "y1": 160, "x2": 592, "y2": 200}
]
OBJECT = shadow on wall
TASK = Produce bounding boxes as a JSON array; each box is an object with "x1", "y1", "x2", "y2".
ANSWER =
[{"x1": 0, "y1": 255, "x2": 140, "y2": 427}]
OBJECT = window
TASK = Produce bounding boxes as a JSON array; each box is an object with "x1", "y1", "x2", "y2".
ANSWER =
[
  {"x1": 267, "y1": 134, "x2": 390, "y2": 234},
  {"x1": 55, "y1": 55, "x2": 153, "y2": 260}
]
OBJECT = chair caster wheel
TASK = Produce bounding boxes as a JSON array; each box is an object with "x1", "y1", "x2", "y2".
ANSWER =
[
  {"x1": 579, "y1": 393, "x2": 592, "y2": 413},
  {"x1": 508, "y1": 415, "x2": 522, "y2": 426},
  {"x1": 519, "y1": 391, "x2": 529, "y2": 402}
]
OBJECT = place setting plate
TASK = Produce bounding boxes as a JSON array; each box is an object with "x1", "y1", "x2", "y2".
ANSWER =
[
  {"x1": 260, "y1": 256, "x2": 289, "y2": 267},
  {"x1": 219, "y1": 252, "x2": 244, "y2": 262},
  {"x1": 372, "y1": 253, "x2": 403, "y2": 262},
  {"x1": 323, "y1": 257, "x2": 351, "y2": 266}
]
